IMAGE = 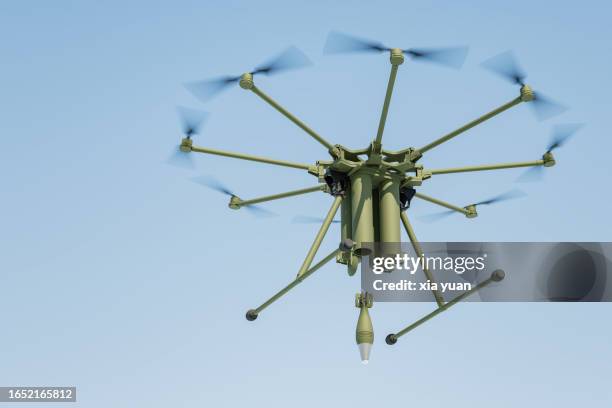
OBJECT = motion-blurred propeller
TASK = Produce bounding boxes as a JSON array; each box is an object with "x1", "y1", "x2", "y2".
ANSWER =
[
  {"x1": 472, "y1": 189, "x2": 527, "y2": 206},
  {"x1": 545, "y1": 123, "x2": 584, "y2": 153},
  {"x1": 323, "y1": 31, "x2": 468, "y2": 69},
  {"x1": 419, "y1": 189, "x2": 526, "y2": 222},
  {"x1": 185, "y1": 46, "x2": 312, "y2": 102},
  {"x1": 191, "y1": 175, "x2": 277, "y2": 217},
  {"x1": 418, "y1": 209, "x2": 456, "y2": 223},
  {"x1": 481, "y1": 51, "x2": 567, "y2": 121},
  {"x1": 167, "y1": 106, "x2": 208, "y2": 170},
  {"x1": 292, "y1": 215, "x2": 340, "y2": 224},
  {"x1": 517, "y1": 123, "x2": 584, "y2": 182}
]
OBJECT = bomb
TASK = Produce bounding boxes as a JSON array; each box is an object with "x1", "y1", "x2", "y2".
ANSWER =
[{"x1": 355, "y1": 292, "x2": 374, "y2": 364}]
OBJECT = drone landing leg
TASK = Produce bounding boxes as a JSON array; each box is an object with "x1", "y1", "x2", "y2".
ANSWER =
[
  {"x1": 400, "y1": 211, "x2": 445, "y2": 307},
  {"x1": 246, "y1": 193, "x2": 344, "y2": 320},
  {"x1": 296, "y1": 195, "x2": 343, "y2": 278},
  {"x1": 385, "y1": 270, "x2": 505, "y2": 345},
  {"x1": 246, "y1": 249, "x2": 340, "y2": 321}
]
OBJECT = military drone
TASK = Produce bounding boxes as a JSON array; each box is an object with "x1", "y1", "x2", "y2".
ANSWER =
[{"x1": 171, "y1": 32, "x2": 580, "y2": 363}]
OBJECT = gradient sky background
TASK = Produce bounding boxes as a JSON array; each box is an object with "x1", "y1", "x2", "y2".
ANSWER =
[{"x1": 1, "y1": 1, "x2": 611, "y2": 407}]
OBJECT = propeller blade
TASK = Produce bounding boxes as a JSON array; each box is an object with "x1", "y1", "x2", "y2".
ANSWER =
[
  {"x1": 167, "y1": 107, "x2": 208, "y2": 170},
  {"x1": 252, "y1": 46, "x2": 312, "y2": 75},
  {"x1": 482, "y1": 52, "x2": 568, "y2": 120},
  {"x1": 191, "y1": 175, "x2": 235, "y2": 196},
  {"x1": 473, "y1": 189, "x2": 527, "y2": 206},
  {"x1": 323, "y1": 31, "x2": 388, "y2": 55},
  {"x1": 516, "y1": 166, "x2": 544, "y2": 183},
  {"x1": 418, "y1": 209, "x2": 456, "y2": 223},
  {"x1": 184, "y1": 75, "x2": 241, "y2": 103},
  {"x1": 292, "y1": 215, "x2": 340, "y2": 224},
  {"x1": 481, "y1": 50, "x2": 526, "y2": 85},
  {"x1": 530, "y1": 92, "x2": 568, "y2": 121},
  {"x1": 244, "y1": 205, "x2": 278, "y2": 218},
  {"x1": 547, "y1": 123, "x2": 584, "y2": 152},
  {"x1": 404, "y1": 46, "x2": 469, "y2": 69},
  {"x1": 166, "y1": 147, "x2": 195, "y2": 170},
  {"x1": 177, "y1": 106, "x2": 208, "y2": 137}
]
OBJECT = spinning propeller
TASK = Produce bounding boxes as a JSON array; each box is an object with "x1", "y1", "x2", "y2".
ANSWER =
[
  {"x1": 420, "y1": 189, "x2": 526, "y2": 222},
  {"x1": 166, "y1": 106, "x2": 208, "y2": 169},
  {"x1": 481, "y1": 51, "x2": 567, "y2": 121},
  {"x1": 517, "y1": 123, "x2": 584, "y2": 182},
  {"x1": 323, "y1": 31, "x2": 469, "y2": 69},
  {"x1": 292, "y1": 215, "x2": 341, "y2": 224},
  {"x1": 185, "y1": 46, "x2": 312, "y2": 102},
  {"x1": 191, "y1": 176, "x2": 277, "y2": 217}
]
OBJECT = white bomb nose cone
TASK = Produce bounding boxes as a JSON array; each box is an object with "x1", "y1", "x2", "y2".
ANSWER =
[{"x1": 358, "y1": 342, "x2": 372, "y2": 363}]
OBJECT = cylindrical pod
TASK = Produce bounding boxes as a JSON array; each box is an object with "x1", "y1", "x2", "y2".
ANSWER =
[
  {"x1": 341, "y1": 192, "x2": 353, "y2": 243},
  {"x1": 350, "y1": 171, "x2": 374, "y2": 256},
  {"x1": 341, "y1": 192, "x2": 358, "y2": 276},
  {"x1": 378, "y1": 178, "x2": 401, "y2": 244}
]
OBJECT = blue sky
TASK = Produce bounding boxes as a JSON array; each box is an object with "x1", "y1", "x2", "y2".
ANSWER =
[{"x1": 1, "y1": 1, "x2": 611, "y2": 407}]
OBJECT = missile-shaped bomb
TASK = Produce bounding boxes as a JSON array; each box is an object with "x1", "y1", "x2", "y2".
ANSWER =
[{"x1": 355, "y1": 292, "x2": 374, "y2": 364}]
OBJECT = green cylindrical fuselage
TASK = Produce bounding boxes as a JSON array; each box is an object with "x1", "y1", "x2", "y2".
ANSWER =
[
  {"x1": 350, "y1": 169, "x2": 401, "y2": 255},
  {"x1": 378, "y1": 178, "x2": 401, "y2": 243},
  {"x1": 340, "y1": 195, "x2": 353, "y2": 243},
  {"x1": 350, "y1": 170, "x2": 375, "y2": 255}
]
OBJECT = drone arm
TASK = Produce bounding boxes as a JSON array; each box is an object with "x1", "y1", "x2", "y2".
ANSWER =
[
  {"x1": 413, "y1": 192, "x2": 470, "y2": 216},
  {"x1": 386, "y1": 271, "x2": 501, "y2": 344},
  {"x1": 238, "y1": 185, "x2": 326, "y2": 208},
  {"x1": 374, "y1": 62, "x2": 401, "y2": 147},
  {"x1": 429, "y1": 159, "x2": 544, "y2": 175},
  {"x1": 400, "y1": 211, "x2": 445, "y2": 307},
  {"x1": 249, "y1": 85, "x2": 336, "y2": 152},
  {"x1": 297, "y1": 195, "x2": 343, "y2": 278},
  {"x1": 417, "y1": 96, "x2": 522, "y2": 154},
  {"x1": 190, "y1": 145, "x2": 312, "y2": 171},
  {"x1": 247, "y1": 249, "x2": 340, "y2": 318}
]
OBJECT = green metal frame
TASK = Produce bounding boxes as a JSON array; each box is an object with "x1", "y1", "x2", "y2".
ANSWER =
[
  {"x1": 386, "y1": 269, "x2": 505, "y2": 345},
  {"x1": 229, "y1": 185, "x2": 326, "y2": 209},
  {"x1": 179, "y1": 47, "x2": 557, "y2": 352},
  {"x1": 400, "y1": 211, "x2": 445, "y2": 306}
]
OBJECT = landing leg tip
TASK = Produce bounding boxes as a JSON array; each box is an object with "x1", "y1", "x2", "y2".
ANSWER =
[
  {"x1": 385, "y1": 334, "x2": 397, "y2": 345},
  {"x1": 245, "y1": 309, "x2": 258, "y2": 321},
  {"x1": 491, "y1": 269, "x2": 506, "y2": 282}
]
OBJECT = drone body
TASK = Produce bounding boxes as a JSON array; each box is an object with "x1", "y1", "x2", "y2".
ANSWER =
[{"x1": 174, "y1": 33, "x2": 578, "y2": 363}]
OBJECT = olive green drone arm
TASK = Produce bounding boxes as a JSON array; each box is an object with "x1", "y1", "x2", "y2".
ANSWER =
[
  {"x1": 246, "y1": 248, "x2": 340, "y2": 321},
  {"x1": 417, "y1": 92, "x2": 528, "y2": 154},
  {"x1": 189, "y1": 145, "x2": 313, "y2": 171},
  {"x1": 386, "y1": 269, "x2": 505, "y2": 345},
  {"x1": 413, "y1": 192, "x2": 471, "y2": 216},
  {"x1": 428, "y1": 158, "x2": 547, "y2": 175},
  {"x1": 232, "y1": 185, "x2": 326, "y2": 209},
  {"x1": 374, "y1": 49, "x2": 404, "y2": 149},
  {"x1": 400, "y1": 211, "x2": 445, "y2": 307},
  {"x1": 237, "y1": 75, "x2": 335, "y2": 153},
  {"x1": 296, "y1": 195, "x2": 343, "y2": 278}
]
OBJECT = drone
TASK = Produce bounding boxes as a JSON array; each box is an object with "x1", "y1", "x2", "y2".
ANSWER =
[{"x1": 171, "y1": 32, "x2": 581, "y2": 363}]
